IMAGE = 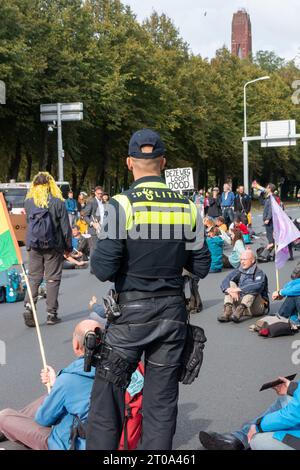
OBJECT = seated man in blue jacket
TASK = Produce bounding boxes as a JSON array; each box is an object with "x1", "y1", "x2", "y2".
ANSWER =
[
  {"x1": 218, "y1": 250, "x2": 269, "y2": 323},
  {"x1": 272, "y1": 267, "x2": 300, "y2": 324},
  {"x1": 200, "y1": 375, "x2": 300, "y2": 450},
  {"x1": 0, "y1": 319, "x2": 101, "y2": 450}
]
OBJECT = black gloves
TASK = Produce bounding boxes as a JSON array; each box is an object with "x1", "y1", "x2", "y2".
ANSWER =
[{"x1": 179, "y1": 324, "x2": 207, "y2": 385}]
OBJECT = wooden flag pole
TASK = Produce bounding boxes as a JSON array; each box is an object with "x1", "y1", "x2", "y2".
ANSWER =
[
  {"x1": 21, "y1": 264, "x2": 51, "y2": 394},
  {"x1": 275, "y1": 244, "x2": 280, "y2": 292},
  {"x1": 276, "y1": 268, "x2": 280, "y2": 292}
]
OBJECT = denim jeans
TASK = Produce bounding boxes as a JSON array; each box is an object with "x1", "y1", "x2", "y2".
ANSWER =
[
  {"x1": 250, "y1": 432, "x2": 294, "y2": 450},
  {"x1": 233, "y1": 395, "x2": 291, "y2": 449},
  {"x1": 279, "y1": 296, "x2": 300, "y2": 319}
]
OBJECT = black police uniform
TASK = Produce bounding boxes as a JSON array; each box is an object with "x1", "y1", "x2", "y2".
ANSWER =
[{"x1": 86, "y1": 130, "x2": 211, "y2": 450}]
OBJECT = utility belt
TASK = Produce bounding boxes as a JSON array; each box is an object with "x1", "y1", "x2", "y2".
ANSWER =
[
  {"x1": 117, "y1": 289, "x2": 183, "y2": 304},
  {"x1": 83, "y1": 287, "x2": 206, "y2": 389}
]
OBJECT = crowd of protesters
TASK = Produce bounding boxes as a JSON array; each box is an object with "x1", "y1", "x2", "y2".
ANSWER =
[{"x1": 2, "y1": 170, "x2": 300, "y2": 452}]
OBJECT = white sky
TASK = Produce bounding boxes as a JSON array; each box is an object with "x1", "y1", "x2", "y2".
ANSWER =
[{"x1": 125, "y1": 0, "x2": 299, "y2": 62}]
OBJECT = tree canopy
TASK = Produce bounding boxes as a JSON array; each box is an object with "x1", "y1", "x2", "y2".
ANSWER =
[{"x1": 0, "y1": 0, "x2": 299, "y2": 193}]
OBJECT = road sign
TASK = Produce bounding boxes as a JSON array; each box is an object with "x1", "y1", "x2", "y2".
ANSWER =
[
  {"x1": 40, "y1": 102, "x2": 84, "y2": 181},
  {"x1": 40, "y1": 102, "x2": 83, "y2": 113},
  {"x1": 40, "y1": 102, "x2": 83, "y2": 122},
  {"x1": 260, "y1": 120, "x2": 296, "y2": 147},
  {"x1": 165, "y1": 167, "x2": 194, "y2": 191},
  {"x1": 40, "y1": 112, "x2": 83, "y2": 122}
]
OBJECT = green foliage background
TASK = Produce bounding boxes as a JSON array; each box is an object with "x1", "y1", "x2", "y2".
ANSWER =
[{"x1": 0, "y1": 0, "x2": 299, "y2": 194}]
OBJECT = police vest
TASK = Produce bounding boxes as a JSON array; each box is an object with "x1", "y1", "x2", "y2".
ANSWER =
[{"x1": 112, "y1": 180, "x2": 198, "y2": 280}]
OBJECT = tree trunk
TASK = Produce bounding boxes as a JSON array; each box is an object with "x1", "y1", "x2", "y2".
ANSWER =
[
  {"x1": 7, "y1": 138, "x2": 22, "y2": 181},
  {"x1": 25, "y1": 152, "x2": 32, "y2": 181},
  {"x1": 71, "y1": 162, "x2": 78, "y2": 195},
  {"x1": 40, "y1": 127, "x2": 49, "y2": 170},
  {"x1": 46, "y1": 141, "x2": 54, "y2": 175},
  {"x1": 78, "y1": 162, "x2": 89, "y2": 192},
  {"x1": 123, "y1": 166, "x2": 128, "y2": 190},
  {"x1": 194, "y1": 156, "x2": 200, "y2": 190},
  {"x1": 96, "y1": 126, "x2": 110, "y2": 186}
]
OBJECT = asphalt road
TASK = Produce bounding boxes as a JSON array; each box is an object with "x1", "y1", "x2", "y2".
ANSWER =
[{"x1": 1, "y1": 206, "x2": 300, "y2": 450}]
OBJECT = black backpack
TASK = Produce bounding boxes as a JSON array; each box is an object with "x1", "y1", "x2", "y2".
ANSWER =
[
  {"x1": 256, "y1": 246, "x2": 275, "y2": 263},
  {"x1": 26, "y1": 207, "x2": 55, "y2": 250}
]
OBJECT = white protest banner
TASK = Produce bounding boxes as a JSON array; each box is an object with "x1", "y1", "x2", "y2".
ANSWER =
[{"x1": 165, "y1": 167, "x2": 194, "y2": 191}]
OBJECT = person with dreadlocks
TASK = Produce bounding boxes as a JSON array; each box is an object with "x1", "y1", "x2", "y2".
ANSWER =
[{"x1": 23, "y1": 172, "x2": 72, "y2": 327}]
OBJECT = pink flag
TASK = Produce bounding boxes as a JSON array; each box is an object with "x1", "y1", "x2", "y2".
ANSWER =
[{"x1": 270, "y1": 196, "x2": 300, "y2": 269}]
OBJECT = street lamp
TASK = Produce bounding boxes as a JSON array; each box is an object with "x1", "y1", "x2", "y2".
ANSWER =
[{"x1": 243, "y1": 76, "x2": 270, "y2": 194}]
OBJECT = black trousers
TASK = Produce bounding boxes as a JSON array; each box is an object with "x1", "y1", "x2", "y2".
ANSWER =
[
  {"x1": 24, "y1": 248, "x2": 63, "y2": 314},
  {"x1": 265, "y1": 221, "x2": 274, "y2": 244},
  {"x1": 86, "y1": 295, "x2": 187, "y2": 450}
]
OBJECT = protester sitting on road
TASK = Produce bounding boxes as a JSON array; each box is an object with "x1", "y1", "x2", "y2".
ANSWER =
[
  {"x1": 88, "y1": 295, "x2": 107, "y2": 325},
  {"x1": 63, "y1": 253, "x2": 88, "y2": 269},
  {"x1": 206, "y1": 227, "x2": 224, "y2": 273},
  {"x1": 75, "y1": 211, "x2": 89, "y2": 235},
  {"x1": 199, "y1": 375, "x2": 300, "y2": 450},
  {"x1": 232, "y1": 216, "x2": 251, "y2": 244},
  {"x1": 272, "y1": 268, "x2": 300, "y2": 324},
  {"x1": 218, "y1": 250, "x2": 269, "y2": 323},
  {"x1": 203, "y1": 216, "x2": 215, "y2": 237},
  {"x1": 222, "y1": 228, "x2": 246, "y2": 269},
  {"x1": 71, "y1": 225, "x2": 90, "y2": 260},
  {"x1": 215, "y1": 216, "x2": 227, "y2": 233},
  {"x1": 0, "y1": 320, "x2": 102, "y2": 450}
]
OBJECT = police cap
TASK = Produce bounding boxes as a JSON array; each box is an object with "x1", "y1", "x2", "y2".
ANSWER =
[{"x1": 128, "y1": 129, "x2": 165, "y2": 159}]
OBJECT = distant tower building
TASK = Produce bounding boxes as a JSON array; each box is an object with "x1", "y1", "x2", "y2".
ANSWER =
[{"x1": 231, "y1": 9, "x2": 252, "y2": 59}]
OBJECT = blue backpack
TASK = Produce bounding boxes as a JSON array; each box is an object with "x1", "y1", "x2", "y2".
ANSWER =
[
  {"x1": 5, "y1": 269, "x2": 26, "y2": 303},
  {"x1": 26, "y1": 207, "x2": 55, "y2": 250}
]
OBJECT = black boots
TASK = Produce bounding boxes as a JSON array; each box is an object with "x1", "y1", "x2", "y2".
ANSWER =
[{"x1": 199, "y1": 431, "x2": 245, "y2": 450}]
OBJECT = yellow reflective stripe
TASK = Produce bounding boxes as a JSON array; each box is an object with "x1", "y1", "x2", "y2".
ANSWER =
[
  {"x1": 189, "y1": 201, "x2": 197, "y2": 230},
  {"x1": 113, "y1": 194, "x2": 133, "y2": 230},
  {"x1": 134, "y1": 182, "x2": 168, "y2": 189},
  {"x1": 133, "y1": 201, "x2": 189, "y2": 209},
  {"x1": 134, "y1": 211, "x2": 191, "y2": 225}
]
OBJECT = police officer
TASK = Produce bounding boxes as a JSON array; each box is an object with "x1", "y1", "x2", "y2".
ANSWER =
[{"x1": 86, "y1": 129, "x2": 211, "y2": 450}]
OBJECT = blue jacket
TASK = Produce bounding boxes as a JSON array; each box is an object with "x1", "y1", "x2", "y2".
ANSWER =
[
  {"x1": 221, "y1": 192, "x2": 235, "y2": 208},
  {"x1": 221, "y1": 263, "x2": 269, "y2": 301},
  {"x1": 65, "y1": 198, "x2": 77, "y2": 214},
  {"x1": 259, "y1": 382, "x2": 300, "y2": 450},
  {"x1": 35, "y1": 357, "x2": 95, "y2": 450},
  {"x1": 207, "y1": 236, "x2": 224, "y2": 272},
  {"x1": 280, "y1": 279, "x2": 300, "y2": 297}
]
